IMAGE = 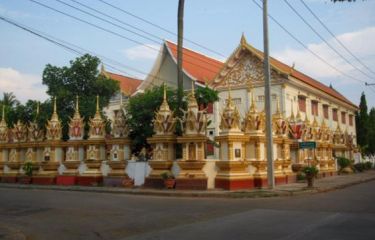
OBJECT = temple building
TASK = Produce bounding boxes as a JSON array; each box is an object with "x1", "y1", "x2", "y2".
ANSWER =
[{"x1": 104, "y1": 36, "x2": 358, "y2": 162}]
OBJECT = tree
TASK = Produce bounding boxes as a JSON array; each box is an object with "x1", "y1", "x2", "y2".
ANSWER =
[
  {"x1": 355, "y1": 92, "x2": 369, "y2": 152},
  {"x1": 42, "y1": 54, "x2": 119, "y2": 139},
  {"x1": 368, "y1": 108, "x2": 375, "y2": 155},
  {"x1": 1, "y1": 92, "x2": 19, "y2": 108},
  {"x1": 126, "y1": 85, "x2": 218, "y2": 153}
]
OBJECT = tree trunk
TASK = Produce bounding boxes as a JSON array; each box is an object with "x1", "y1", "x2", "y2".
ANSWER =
[{"x1": 177, "y1": 0, "x2": 185, "y2": 121}]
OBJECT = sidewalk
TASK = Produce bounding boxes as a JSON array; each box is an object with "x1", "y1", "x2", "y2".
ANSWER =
[{"x1": 0, "y1": 170, "x2": 374, "y2": 199}]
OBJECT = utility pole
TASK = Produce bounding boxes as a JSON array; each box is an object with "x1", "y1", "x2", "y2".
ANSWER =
[
  {"x1": 177, "y1": 0, "x2": 185, "y2": 121},
  {"x1": 262, "y1": 0, "x2": 275, "y2": 189}
]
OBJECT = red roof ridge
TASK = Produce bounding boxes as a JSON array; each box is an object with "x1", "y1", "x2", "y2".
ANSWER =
[
  {"x1": 239, "y1": 38, "x2": 357, "y2": 109},
  {"x1": 105, "y1": 71, "x2": 143, "y2": 95},
  {"x1": 164, "y1": 39, "x2": 224, "y2": 66}
]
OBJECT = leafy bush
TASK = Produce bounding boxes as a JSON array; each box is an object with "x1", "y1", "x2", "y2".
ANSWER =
[
  {"x1": 297, "y1": 173, "x2": 306, "y2": 181},
  {"x1": 337, "y1": 157, "x2": 352, "y2": 169},
  {"x1": 302, "y1": 166, "x2": 319, "y2": 177},
  {"x1": 160, "y1": 172, "x2": 174, "y2": 180},
  {"x1": 22, "y1": 162, "x2": 34, "y2": 177},
  {"x1": 364, "y1": 161, "x2": 373, "y2": 170},
  {"x1": 353, "y1": 163, "x2": 365, "y2": 172}
]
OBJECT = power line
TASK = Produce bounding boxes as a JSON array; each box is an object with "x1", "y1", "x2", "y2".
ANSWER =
[
  {"x1": 251, "y1": 0, "x2": 367, "y2": 85},
  {"x1": 283, "y1": 0, "x2": 374, "y2": 81},
  {"x1": 0, "y1": 14, "x2": 171, "y2": 87},
  {"x1": 55, "y1": 0, "x2": 161, "y2": 45},
  {"x1": 97, "y1": 0, "x2": 227, "y2": 59},
  {"x1": 64, "y1": 0, "x2": 223, "y2": 68},
  {"x1": 28, "y1": 0, "x2": 223, "y2": 77},
  {"x1": 299, "y1": 0, "x2": 375, "y2": 78}
]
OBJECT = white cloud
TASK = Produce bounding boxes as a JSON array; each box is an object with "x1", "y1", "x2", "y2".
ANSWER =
[
  {"x1": 123, "y1": 44, "x2": 160, "y2": 61},
  {"x1": 0, "y1": 68, "x2": 48, "y2": 103},
  {"x1": 273, "y1": 27, "x2": 375, "y2": 84}
]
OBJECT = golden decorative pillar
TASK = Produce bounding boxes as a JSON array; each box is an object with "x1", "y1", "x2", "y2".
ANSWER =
[
  {"x1": 79, "y1": 95, "x2": 106, "y2": 186},
  {"x1": 35, "y1": 97, "x2": 63, "y2": 184},
  {"x1": 25, "y1": 103, "x2": 44, "y2": 175},
  {"x1": 105, "y1": 108, "x2": 132, "y2": 187},
  {"x1": 215, "y1": 87, "x2": 251, "y2": 190},
  {"x1": 0, "y1": 106, "x2": 9, "y2": 180},
  {"x1": 176, "y1": 82, "x2": 208, "y2": 190},
  {"x1": 145, "y1": 84, "x2": 177, "y2": 188}
]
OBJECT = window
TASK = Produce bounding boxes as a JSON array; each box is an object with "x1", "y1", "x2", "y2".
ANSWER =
[
  {"x1": 207, "y1": 143, "x2": 214, "y2": 156},
  {"x1": 225, "y1": 98, "x2": 241, "y2": 105},
  {"x1": 323, "y1": 105, "x2": 329, "y2": 119},
  {"x1": 257, "y1": 94, "x2": 277, "y2": 102},
  {"x1": 332, "y1": 109, "x2": 338, "y2": 121},
  {"x1": 349, "y1": 114, "x2": 353, "y2": 126},
  {"x1": 207, "y1": 103, "x2": 213, "y2": 114},
  {"x1": 341, "y1": 112, "x2": 346, "y2": 124},
  {"x1": 311, "y1": 100, "x2": 318, "y2": 116},
  {"x1": 199, "y1": 103, "x2": 213, "y2": 114},
  {"x1": 298, "y1": 96, "x2": 306, "y2": 112}
]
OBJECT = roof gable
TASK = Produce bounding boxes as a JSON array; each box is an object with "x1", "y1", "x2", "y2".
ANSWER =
[
  {"x1": 106, "y1": 72, "x2": 142, "y2": 96},
  {"x1": 214, "y1": 35, "x2": 357, "y2": 108},
  {"x1": 165, "y1": 40, "x2": 224, "y2": 85}
]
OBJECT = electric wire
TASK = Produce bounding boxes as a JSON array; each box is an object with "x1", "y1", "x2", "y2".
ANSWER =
[
  {"x1": 284, "y1": 0, "x2": 374, "y2": 81},
  {"x1": 299, "y1": 0, "x2": 375, "y2": 77},
  {"x1": 251, "y1": 0, "x2": 367, "y2": 85}
]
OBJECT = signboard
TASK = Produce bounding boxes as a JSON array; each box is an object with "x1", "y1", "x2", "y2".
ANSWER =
[{"x1": 298, "y1": 141, "x2": 316, "y2": 149}]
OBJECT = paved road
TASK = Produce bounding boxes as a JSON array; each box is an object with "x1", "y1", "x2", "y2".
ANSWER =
[{"x1": 1, "y1": 181, "x2": 374, "y2": 240}]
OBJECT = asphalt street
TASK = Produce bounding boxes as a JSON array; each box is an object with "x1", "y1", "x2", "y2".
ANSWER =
[{"x1": 0, "y1": 180, "x2": 374, "y2": 240}]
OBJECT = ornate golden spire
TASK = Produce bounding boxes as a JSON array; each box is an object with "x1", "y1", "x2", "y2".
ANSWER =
[
  {"x1": 296, "y1": 101, "x2": 302, "y2": 121},
  {"x1": 100, "y1": 63, "x2": 109, "y2": 78},
  {"x1": 36, "y1": 102, "x2": 40, "y2": 116},
  {"x1": 220, "y1": 79, "x2": 242, "y2": 133},
  {"x1": 240, "y1": 33, "x2": 247, "y2": 47},
  {"x1": 159, "y1": 83, "x2": 171, "y2": 112},
  {"x1": 50, "y1": 96, "x2": 59, "y2": 121},
  {"x1": 187, "y1": 81, "x2": 198, "y2": 109},
  {"x1": 248, "y1": 84, "x2": 257, "y2": 113},
  {"x1": 73, "y1": 95, "x2": 81, "y2": 119},
  {"x1": 1, "y1": 105, "x2": 5, "y2": 123},
  {"x1": 275, "y1": 96, "x2": 282, "y2": 116},
  {"x1": 289, "y1": 99, "x2": 295, "y2": 120},
  {"x1": 312, "y1": 116, "x2": 319, "y2": 128}
]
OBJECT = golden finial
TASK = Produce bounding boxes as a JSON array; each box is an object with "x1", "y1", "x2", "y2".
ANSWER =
[
  {"x1": 163, "y1": 83, "x2": 167, "y2": 101},
  {"x1": 1, "y1": 105, "x2": 4, "y2": 122},
  {"x1": 191, "y1": 80, "x2": 195, "y2": 97},
  {"x1": 36, "y1": 102, "x2": 40, "y2": 116},
  {"x1": 249, "y1": 84, "x2": 257, "y2": 113},
  {"x1": 290, "y1": 62, "x2": 295, "y2": 74},
  {"x1": 296, "y1": 101, "x2": 302, "y2": 121},
  {"x1": 290, "y1": 99, "x2": 295, "y2": 120},
  {"x1": 275, "y1": 96, "x2": 281, "y2": 115},
  {"x1": 75, "y1": 95, "x2": 79, "y2": 113},
  {"x1": 100, "y1": 63, "x2": 109, "y2": 78},
  {"x1": 96, "y1": 95, "x2": 100, "y2": 114},
  {"x1": 53, "y1": 96, "x2": 57, "y2": 114},
  {"x1": 240, "y1": 33, "x2": 247, "y2": 46}
]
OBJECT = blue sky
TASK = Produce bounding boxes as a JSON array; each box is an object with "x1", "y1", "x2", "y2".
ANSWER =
[{"x1": 0, "y1": 0, "x2": 375, "y2": 108}]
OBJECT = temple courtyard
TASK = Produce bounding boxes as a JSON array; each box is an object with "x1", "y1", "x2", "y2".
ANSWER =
[{"x1": 1, "y1": 174, "x2": 375, "y2": 240}]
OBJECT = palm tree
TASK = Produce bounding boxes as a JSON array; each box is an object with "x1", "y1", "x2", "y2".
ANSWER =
[{"x1": 1, "y1": 92, "x2": 19, "y2": 107}]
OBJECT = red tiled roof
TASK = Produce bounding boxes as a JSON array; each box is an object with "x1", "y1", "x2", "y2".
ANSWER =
[
  {"x1": 248, "y1": 45, "x2": 357, "y2": 109},
  {"x1": 268, "y1": 54, "x2": 357, "y2": 109},
  {"x1": 106, "y1": 72, "x2": 142, "y2": 96},
  {"x1": 165, "y1": 40, "x2": 224, "y2": 85}
]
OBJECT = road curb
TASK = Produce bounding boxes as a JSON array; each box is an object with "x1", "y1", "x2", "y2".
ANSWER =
[{"x1": 0, "y1": 174, "x2": 374, "y2": 199}]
